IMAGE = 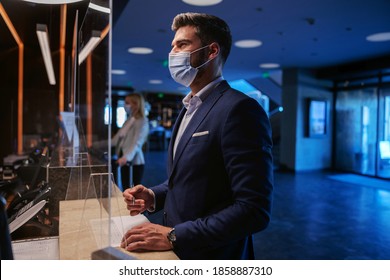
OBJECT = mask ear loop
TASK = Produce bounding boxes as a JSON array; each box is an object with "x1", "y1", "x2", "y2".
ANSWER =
[
  {"x1": 195, "y1": 43, "x2": 219, "y2": 69},
  {"x1": 189, "y1": 44, "x2": 211, "y2": 55}
]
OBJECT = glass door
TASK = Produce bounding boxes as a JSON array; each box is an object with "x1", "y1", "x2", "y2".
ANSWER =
[
  {"x1": 377, "y1": 88, "x2": 390, "y2": 179},
  {"x1": 335, "y1": 87, "x2": 378, "y2": 176}
]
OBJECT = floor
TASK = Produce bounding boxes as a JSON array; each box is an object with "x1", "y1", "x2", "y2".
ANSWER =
[{"x1": 142, "y1": 151, "x2": 390, "y2": 260}]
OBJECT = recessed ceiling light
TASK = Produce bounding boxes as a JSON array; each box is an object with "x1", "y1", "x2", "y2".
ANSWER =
[
  {"x1": 178, "y1": 86, "x2": 189, "y2": 92},
  {"x1": 128, "y1": 47, "x2": 153, "y2": 54},
  {"x1": 366, "y1": 32, "x2": 390, "y2": 42},
  {"x1": 22, "y1": 0, "x2": 84, "y2": 3},
  {"x1": 259, "y1": 63, "x2": 280, "y2": 69},
  {"x1": 149, "y1": 79, "x2": 163, "y2": 84},
  {"x1": 182, "y1": 0, "x2": 223, "y2": 6},
  {"x1": 111, "y1": 69, "x2": 126, "y2": 75},
  {"x1": 234, "y1": 39, "x2": 262, "y2": 48}
]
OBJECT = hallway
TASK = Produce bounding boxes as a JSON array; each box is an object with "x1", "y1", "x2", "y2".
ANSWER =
[{"x1": 142, "y1": 151, "x2": 390, "y2": 260}]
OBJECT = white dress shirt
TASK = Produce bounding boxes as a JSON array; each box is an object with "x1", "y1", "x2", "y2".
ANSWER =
[{"x1": 173, "y1": 76, "x2": 223, "y2": 158}]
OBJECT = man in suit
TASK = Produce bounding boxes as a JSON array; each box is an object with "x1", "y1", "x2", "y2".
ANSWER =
[{"x1": 121, "y1": 12, "x2": 273, "y2": 260}]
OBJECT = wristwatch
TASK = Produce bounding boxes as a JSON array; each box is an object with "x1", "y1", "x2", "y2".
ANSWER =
[{"x1": 167, "y1": 228, "x2": 176, "y2": 249}]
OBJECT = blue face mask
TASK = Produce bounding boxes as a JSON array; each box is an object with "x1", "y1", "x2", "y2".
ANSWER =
[
  {"x1": 168, "y1": 45, "x2": 213, "y2": 87},
  {"x1": 124, "y1": 104, "x2": 132, "y2": 116}
]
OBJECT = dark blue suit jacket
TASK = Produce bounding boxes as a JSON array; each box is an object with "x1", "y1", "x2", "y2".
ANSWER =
[{"x1": 151, "y1": 81, "x2": 273, "y2": 259}]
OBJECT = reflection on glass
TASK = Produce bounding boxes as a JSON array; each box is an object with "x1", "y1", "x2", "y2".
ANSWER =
[
  {"x1": 104, "y1": 103, "x2": 110, "y2": 125},
  {"x1": 385, "y1": 96, "x2": 390, "y2": 140},
  {"x1": 308, "y1": 100, "x2": 326, "y2": 136},
  {"x1": 335, "y1": 88, "x2": 378, "y2": 176},
  {"x1": 116, "y1": 106, "x2": 127, "y2": 128},
  {"x1": 378, "y1": 94, "x2": 390, "y2": 178},
  {"x1": 104, "y1": 100, "x2": 128, "y2": 128}
]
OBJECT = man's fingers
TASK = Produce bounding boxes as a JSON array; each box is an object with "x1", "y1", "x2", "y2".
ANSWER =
[{"x1": 130, "y1": 210, "x2": 140, "y2": 216}]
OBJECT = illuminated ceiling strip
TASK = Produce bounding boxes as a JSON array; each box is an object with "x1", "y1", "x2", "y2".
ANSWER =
[
  {"x1": 36, "y1": 24, "x2": 56, "y2": 85},
  {"x1": 78, "y1": 30, "x2": 102, "y2": 64},
  {"x1": 89, "y1": 2, "x2": 110, "y2": 14}
]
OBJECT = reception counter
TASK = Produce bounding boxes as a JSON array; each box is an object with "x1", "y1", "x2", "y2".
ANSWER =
[
  {"x1": 9, "y1": 147, "x2": 178, "y2": 260},
  {"x1": 59, "y1": 197, "x2": 178, "y2": 260}
]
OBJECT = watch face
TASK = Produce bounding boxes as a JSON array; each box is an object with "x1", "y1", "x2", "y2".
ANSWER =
[{"x1": 169, "y1": 229, "x2": 176, "y2": 242}]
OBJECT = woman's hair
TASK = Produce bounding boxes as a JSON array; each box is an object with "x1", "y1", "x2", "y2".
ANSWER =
[
  {"x1": 171, "y1": 12, "x2": 232, "y2": 65},
  {"x1": 126, "y1": 93, "x2": 146, "y2": 118}
]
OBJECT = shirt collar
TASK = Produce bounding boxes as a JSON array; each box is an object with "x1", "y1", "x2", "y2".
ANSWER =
[{"x1": 182, "y1": 76, "x2": 224, "y2": 109}]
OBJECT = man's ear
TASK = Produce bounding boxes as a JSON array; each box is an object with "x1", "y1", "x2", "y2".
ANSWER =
[{"x1": 209, "y1": 42, "x2": 220, "y2": 59}]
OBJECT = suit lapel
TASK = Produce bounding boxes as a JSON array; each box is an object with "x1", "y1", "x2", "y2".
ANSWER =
[
  {"x1": 167, "y1": 107, "x2": 186, "y2": 172},
  {"x1": 169, "y1": 81, "x2": 230, "y2": 179}
]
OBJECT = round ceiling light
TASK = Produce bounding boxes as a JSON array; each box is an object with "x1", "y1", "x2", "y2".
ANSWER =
[
  {"x1": 366, "y1": 32, "x2": 390, "y2": 42},
  {"x1": 128, "y1": 47, "x2": 153, "y2": 54},
  {"x1": 22, "y1": 0, "x2": 84, "y2": 4},
  {"x1": 111, "y1": 69, "x2": 126, "y2": 75},
  {"x1": 182, "y1": 0, "x2": 223, "y2": 6},
  {"x1": 259, "y1": 63, "x2": 280, "y2": 69},
  {"x1": 149, "y1": 79, "x2": 163, "y2": 84},
  {"x1": 234, "y1": 39, "x2": 262, "y2": 48}
]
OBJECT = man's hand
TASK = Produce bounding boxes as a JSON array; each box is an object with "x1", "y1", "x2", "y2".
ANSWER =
[
  {"x1": 121, "y1": 222, "x2": 173, "y2": 252},
  {"x1": 123, "y1": 185, "x2": 154, "y2": 216}
]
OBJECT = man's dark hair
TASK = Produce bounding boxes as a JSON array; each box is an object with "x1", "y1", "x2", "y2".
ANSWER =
[{"x1": 172, "y1": 12, "x2": 232, "y2": 64}]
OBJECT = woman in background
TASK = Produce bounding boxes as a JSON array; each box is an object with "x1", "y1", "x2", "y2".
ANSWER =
[{"x1": 111, "y1": 93, "x2": 149, "y2": 190}]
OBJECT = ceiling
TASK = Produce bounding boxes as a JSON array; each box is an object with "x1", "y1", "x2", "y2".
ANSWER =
[
  {"x1": 0, "y1": 0, "x2": 89, "y2": 90},
  {"x1": 111, "y1": 0, "x2": 390, "y2": 97},
  {"x1": 1, "y1": 0, "x2": 390, "y2": 101}
]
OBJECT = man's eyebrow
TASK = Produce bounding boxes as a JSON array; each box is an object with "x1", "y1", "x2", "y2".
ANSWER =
[{"x1": 172, "y1": 39, "x2": 191, "y2": 46}]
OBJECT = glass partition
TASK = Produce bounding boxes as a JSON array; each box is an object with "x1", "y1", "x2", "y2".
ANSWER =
[
  {"x1": 2, "y1": 0, "x2": 163, "y2": 260},
  {"x1": 61, "y1": 0, "x2": 150, "y2": 259},
  {"x1": 0, "y1": 0, "x2": 141, "y2": 260},
  {"x1": 59, "y1": 0, "x2": 116, "y2": 259}
]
